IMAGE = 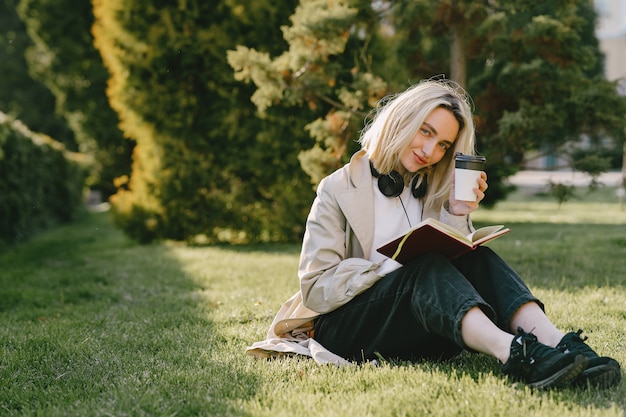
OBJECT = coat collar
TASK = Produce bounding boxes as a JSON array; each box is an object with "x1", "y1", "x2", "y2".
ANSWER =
[{"x1": 335, "y1": 150, "x2": 375, "y2": 256}]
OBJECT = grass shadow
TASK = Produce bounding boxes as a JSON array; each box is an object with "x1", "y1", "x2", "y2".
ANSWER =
[
  {"x1": 4, "y1": 209, "x2": 623, "y2": 415},
  {"x1": 0, "y1": 211, "x2": 260, "y2": 416}
]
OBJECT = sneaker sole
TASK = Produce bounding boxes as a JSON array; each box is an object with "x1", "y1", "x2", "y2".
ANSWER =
[
  {"x1": 529, "y1": 354, "x2": 588, "y2": 389},
  {"x1": 576, "y1": 360, "x2": 621, "y2": 389}
]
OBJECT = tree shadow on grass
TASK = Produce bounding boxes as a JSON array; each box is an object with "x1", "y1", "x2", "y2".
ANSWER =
[{"x1": 0, "y1": 211, "x2": 260, "y2": 416}]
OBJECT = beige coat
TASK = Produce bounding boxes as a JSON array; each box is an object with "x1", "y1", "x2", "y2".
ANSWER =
[{"x1": 246, "y1": 150, "x2": 473, "y2": 364}]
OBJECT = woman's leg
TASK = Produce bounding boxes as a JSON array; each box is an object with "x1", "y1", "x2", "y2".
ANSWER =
[
  {"x1": 313, "y1": 253, "x2": 494, "y2": 362},
  {"x1": 454, "y1": 248, "x2": 570, "y2": 348},
  {"x1": 313, "y1": 247, "x2": 587, "y2": 387},
  {"x1": 454, "y1": 248, "x2": 612, "y2": 387},
  {"x1": 510, "y1": 301, "x2": 564, "y2": 348},
  {"x1": 314, "y1": 249, "x2": 553, "y2": 362},
  {"x1": 452, "y1": 247, "x2": 543, "y2": 331},
  {"x1": 461, "y1": 306, "x2": 513, "y2": 363}
]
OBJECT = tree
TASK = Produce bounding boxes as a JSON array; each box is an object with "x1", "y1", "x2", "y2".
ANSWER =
[
  {"x1": 0, "y1": 0, "x2": 75, "y2": 148},
  {"x1": 228, "y1": 0, "x2": 390, "y2": 185},
  {"x1": 92, "y1": 0, "x2": 312, "y2": 243},
  {"x1": 230, "y1": 0, "x2": 626, "y2": 205},
  {"x1": 468, "y1": 0, "x2": 626, "y2": 203},
  {"x1": 0, "y1": 112, "x2": 89, "y2": 245},
  {"x1": 16, "y1": 0, "x2": 132, "y2": 198}
]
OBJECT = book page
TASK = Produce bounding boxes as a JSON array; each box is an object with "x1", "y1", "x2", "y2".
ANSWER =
[
  {"x1": 420, "y1": 218, "x2": 470, "y2": 243},
  {"x1": 468, "y1": 225, "x2": 508, "y2": 244}
]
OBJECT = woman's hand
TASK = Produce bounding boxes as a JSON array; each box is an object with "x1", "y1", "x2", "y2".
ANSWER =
[{"x1": 447, "y1": 171, "x2": 488, "y2": 216}]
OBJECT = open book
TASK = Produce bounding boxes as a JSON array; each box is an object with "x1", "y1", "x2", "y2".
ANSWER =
[{"x1": 377, "y1": 217, "x2": 510, "y2": 264}]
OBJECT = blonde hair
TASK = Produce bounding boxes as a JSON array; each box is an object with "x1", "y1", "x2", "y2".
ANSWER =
[{"x1": 358, "y1": 79, "x2": 476, "y2": 213}]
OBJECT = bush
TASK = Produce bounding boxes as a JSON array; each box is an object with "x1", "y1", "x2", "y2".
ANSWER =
[
  {"x1": 92, "y1": 0, "x2": 312, "y2": 244},
  {"x1": 0, "y1": 112, "x2": 90, "y2": 245}
]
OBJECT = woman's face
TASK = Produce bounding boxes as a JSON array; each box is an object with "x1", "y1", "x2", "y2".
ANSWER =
[{"x1": 400, "y1": 107, "x2": 459, "y2": 173}]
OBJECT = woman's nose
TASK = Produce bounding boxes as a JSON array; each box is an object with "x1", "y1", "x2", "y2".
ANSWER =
[{"x1": 422, "y1": 140, "x2": 434, "y2": 157}]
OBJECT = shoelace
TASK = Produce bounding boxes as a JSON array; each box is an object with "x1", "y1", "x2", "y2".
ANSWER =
[
  {"x1": 517, "y1": 327, "x2": 567, "y2": 366},
  {"x1": 561, "y1": 329, "x2": 595, "y2": 357},
  {"x1": 573, "y1": 329, "x2": 588, "y2": 343},
  {"x1": 516, "y1": 327, "x2": 539, "y2": 363}
]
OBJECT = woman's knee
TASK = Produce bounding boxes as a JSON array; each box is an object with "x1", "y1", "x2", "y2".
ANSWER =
[{"x1": 407, "y1": 253, "x2": 453, "y2": 271}]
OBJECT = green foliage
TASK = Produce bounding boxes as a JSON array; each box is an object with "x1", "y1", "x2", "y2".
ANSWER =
[
  {"x1": 0, "y1": 0, "x2": 76, "y2": 148},
  {"x1": 92, "y1": 0, "x2": 312, "y2": 244},
  {"x1": 5, "y1": 0, "x2": 624, "y2": 244},
  {"x1": 16, "y1": 0, "x2": 132, "y2": 198},
  {"x1": 469, "y1": 0, "x2": 626, "y2": 203},
  {"x1": 231, "y1": 0, "x2": 626, "y2": 207},
  {"x1": 547, "y1": 181, "x2": 577, "y2": 207},
  {"x1": 0, "y1": 113, "x2": 89, "y2": 246},
  {"x1": 229, "y1": 0, "x2": 390, "y2": 181},
  {"x1": 573, "y1": 154, "x2": 612, "y2": 190}
]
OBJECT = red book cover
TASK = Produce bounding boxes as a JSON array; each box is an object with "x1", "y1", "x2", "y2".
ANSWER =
[{"x1": 377, "y1": 218, "x2": 510, "y2": 264}]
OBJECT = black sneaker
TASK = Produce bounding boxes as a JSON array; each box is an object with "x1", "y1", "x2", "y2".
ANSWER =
[
  {"x1": 557, "y1": 329, "x2": 621, "y2": 388},
  {"x1": 501, "y1": 327, "x2": 588, "y2": 389}
]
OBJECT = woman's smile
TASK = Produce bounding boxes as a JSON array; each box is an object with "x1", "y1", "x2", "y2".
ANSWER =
[{"x1": 400, "y1": 106, "x2": 459, "y2": 173}]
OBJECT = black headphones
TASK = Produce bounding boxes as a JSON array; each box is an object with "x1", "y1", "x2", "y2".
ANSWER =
[{"x1": 369, "y1": 161, "x2": 427, "y2": 199}]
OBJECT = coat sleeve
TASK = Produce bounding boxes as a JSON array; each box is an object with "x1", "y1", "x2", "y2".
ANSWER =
[
  {"x1": 438, "y1": 204, "x2": 474, "y2": 235},
  {"x1": 298, "y1": 175, "x2": 383, "y2": 314}
]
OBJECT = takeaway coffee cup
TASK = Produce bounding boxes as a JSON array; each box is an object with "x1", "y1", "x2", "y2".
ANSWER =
[{"x1": 454, "y1": 153, "x2": 486, "y2": 201}]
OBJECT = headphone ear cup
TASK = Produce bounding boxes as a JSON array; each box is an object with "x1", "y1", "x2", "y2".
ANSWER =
[
  {"x1": 369, "y1": 161, "x2": 405, "y2": 198},
  {"x1": 411, "y1": 173, "x2": 428, "y2": 198},
  {"x1": 378, "y1": 170, "x2": 404, "y2": 197}
]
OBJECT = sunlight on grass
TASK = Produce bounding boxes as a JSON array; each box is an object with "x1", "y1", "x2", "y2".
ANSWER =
[
  {"x1": 2, "y1": 190, "x2": 626, "y2": 416},
  {"x1": 473, "y1": 201, "x2": 626, "y2": 225},
  {"x1": 161, "y1": 189, "x2": 626, "y2": 416},
  {"x1": 473, "y1": 187, "x2": 626, "y2": 225}
]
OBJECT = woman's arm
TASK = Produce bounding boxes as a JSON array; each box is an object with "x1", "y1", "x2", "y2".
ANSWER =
[{"x1": 298, "y1": 176, "x2": 383, "y2": 314}]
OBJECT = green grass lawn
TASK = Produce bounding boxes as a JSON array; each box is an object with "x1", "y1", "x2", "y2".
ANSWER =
[{"x1": 1, "y1": 187, "x2": 625, "y2": 416}]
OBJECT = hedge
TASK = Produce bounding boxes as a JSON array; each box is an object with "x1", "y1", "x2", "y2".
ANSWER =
[{"x1": 0, "y1": 112, "x2": 90, "y2": 245}]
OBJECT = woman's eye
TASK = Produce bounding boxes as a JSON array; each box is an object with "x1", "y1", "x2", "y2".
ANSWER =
[{"x1": 421, "y1": 128, "x2": 431, "y2": 136}]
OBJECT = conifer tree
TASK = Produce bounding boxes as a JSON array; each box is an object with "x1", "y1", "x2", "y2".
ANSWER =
[
  {"x1": 0, "y1": 0, "x2": 75, "y2": 148},
  {"x1": 17, "y1": 0, "x2": 131, "y2": 197},
  {"x1": 230, "y1": 0, "x2": 626, "y2": 205},
  {"x1": 93, "y1": 0, "x2": 310, "y2": 243}
]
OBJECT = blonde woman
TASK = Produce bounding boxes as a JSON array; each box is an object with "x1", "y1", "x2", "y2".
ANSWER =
[{"x1": 249, "y1": 80, "x2": 621, "y2": 389}]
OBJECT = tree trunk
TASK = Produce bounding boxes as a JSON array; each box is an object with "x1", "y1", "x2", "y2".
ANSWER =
[
  {"x1": 622, "y1": 141, "x2": 626, "y2": 188},
  {"x1": 450, "y1": 23, "x2": 467, "y2": 89}
]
